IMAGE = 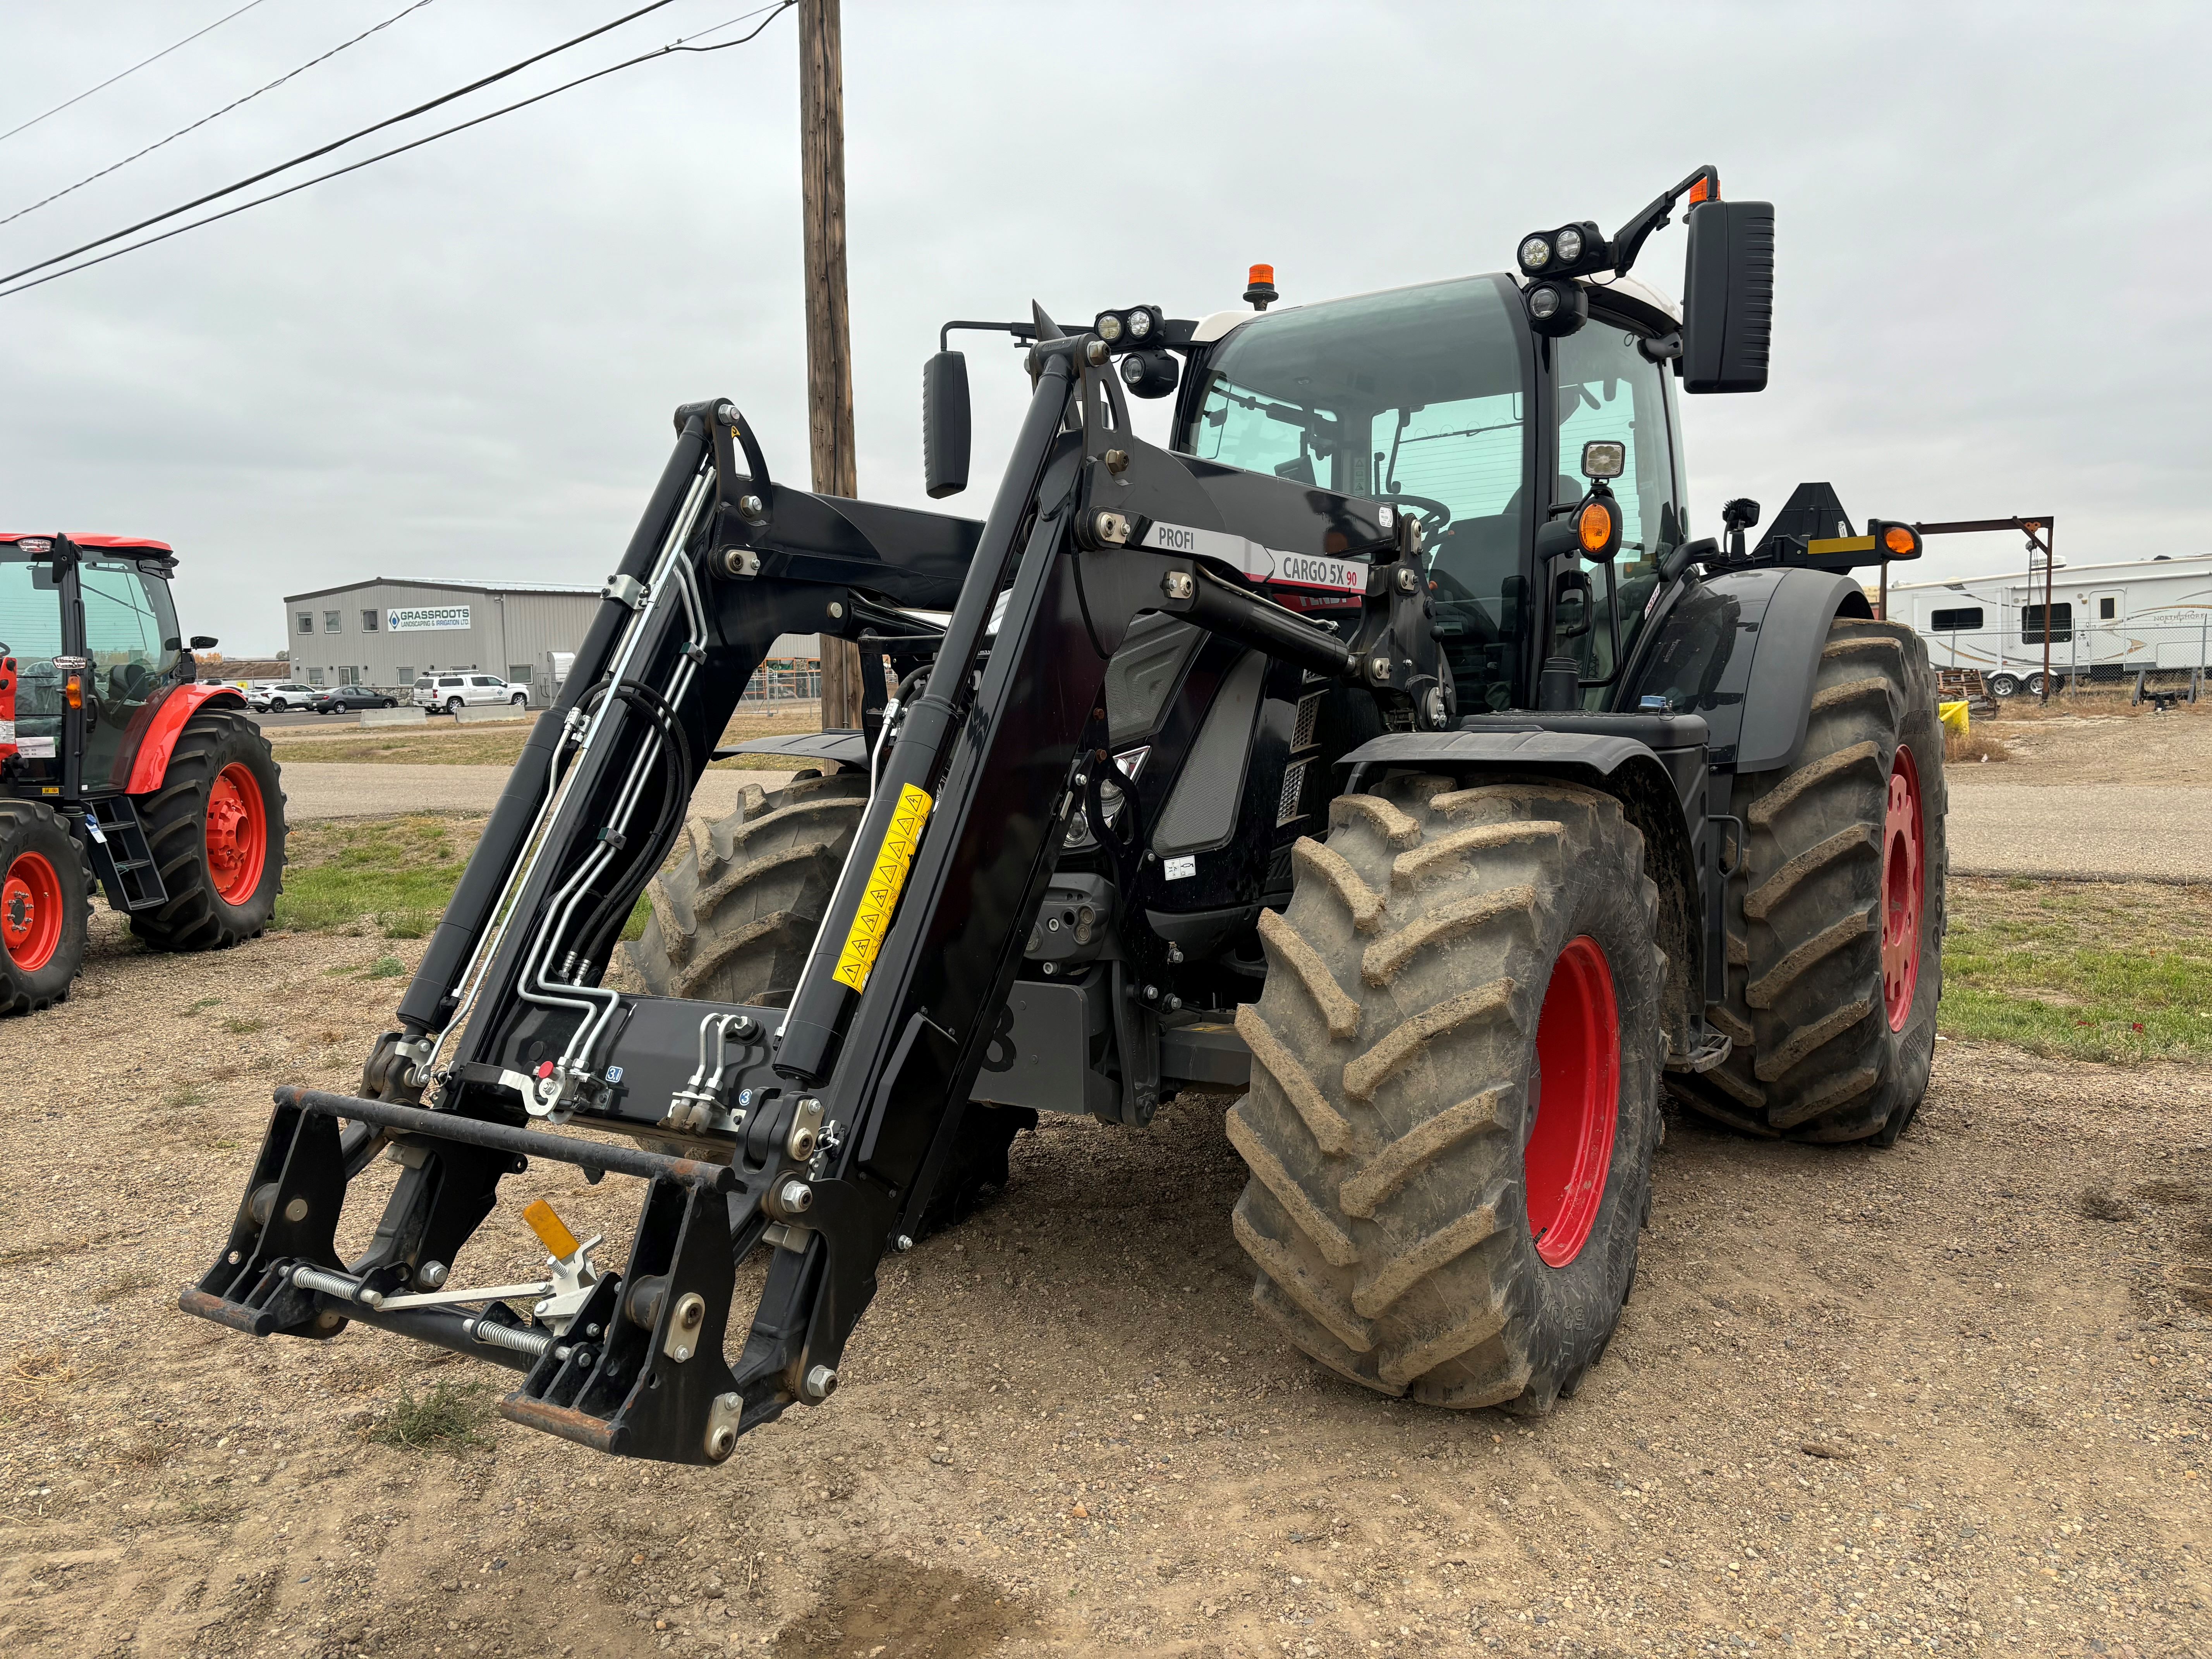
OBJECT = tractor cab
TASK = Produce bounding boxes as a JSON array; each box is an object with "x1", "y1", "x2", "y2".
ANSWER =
[
  {"x1": 0, "y1": 532, "x2": 199, "y2": 796},
  {"x1": 1174, "y1": 270, "x2": 1689, "y2": 714}
]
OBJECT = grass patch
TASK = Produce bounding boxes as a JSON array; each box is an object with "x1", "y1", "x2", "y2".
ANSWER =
[
  {"x1": 1940, "y1": 876, "x2": 2212, "y2": 1064},
  {"x1": 368, "y1": 955, "x2": 407, "y2": 978},
  {"x1": 181, "y1": 996, "x2": 222, "y2": 1015},
  {"x1": 275, "y1": 814, "x2": 484, "y2": 937},
  {"x1": 162, "y1": 1081, "x2": 211, "y2": 1109},
  {"x1": 367, "y1": 1379, "x2": 494, "y2": 1453},
  {"x1": 266, "y1": 710, "x2": 816, "y2": 770},
  {"x1": 1944, "y1": 726, "x2": 2011, "y2": 764},
  {"x1": 220, "y1": 1015, "x2": 266, "y2": 1035}
]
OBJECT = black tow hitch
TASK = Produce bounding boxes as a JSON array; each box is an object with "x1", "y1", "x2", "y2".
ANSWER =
[{"x1": 180, "y1": 1086, "x2": 889, "y2": 1465}]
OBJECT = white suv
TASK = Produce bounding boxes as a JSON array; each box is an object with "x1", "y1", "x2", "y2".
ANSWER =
[
  {"x1": 249, "y1": 681, "x2": 321, "y2": 712},
  {"x1": 414, "y1": 673, "x2": 529, "y2": 714}
]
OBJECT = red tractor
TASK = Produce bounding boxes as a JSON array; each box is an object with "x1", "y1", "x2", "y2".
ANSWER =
[{"x1": 0, "y1": 532, "x2": 286, "y2": 1010}]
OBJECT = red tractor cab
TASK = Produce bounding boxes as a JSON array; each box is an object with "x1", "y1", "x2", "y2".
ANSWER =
[{"x1": 0, "y1": 533, "x2": 286, "y2": 1011}]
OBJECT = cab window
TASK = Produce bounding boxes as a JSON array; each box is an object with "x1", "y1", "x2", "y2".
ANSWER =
[
  {"x1": 0, "y1": 555, "x2": 66, "y2": 742},
  {"x1": 1550, "y1": 316, "x2": 1683, "y2": 699},
  {"x1": 82, "y1": 560, "x2": 181, "y2": 709}
]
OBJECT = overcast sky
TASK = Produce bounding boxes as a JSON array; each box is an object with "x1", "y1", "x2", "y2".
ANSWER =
[{"x1": 4, "y1": 0, "x2": 2208, "y2": 653}]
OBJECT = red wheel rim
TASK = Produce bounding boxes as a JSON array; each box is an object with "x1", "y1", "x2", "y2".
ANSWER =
[
  {"x1": 206, "y1": 762, "x2": 268, "y2": 906},
  {"x1": 1, "y1": 851, "x2": 63, "y2": 972},
  {"x1": 1525, "y1": 934, "x2": 1620, "y2": 1268},
  {"x1": 1881, "y1": 745, "x2": 1925, "y2": 1031}
]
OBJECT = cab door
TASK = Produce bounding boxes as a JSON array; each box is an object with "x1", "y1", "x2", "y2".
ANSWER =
[
  {"x1": 0, "y1": 548, "x2": 67, "y2": 790},
  {"x1": 70, "y1": 556, "x2": 184, "y2": 793}
]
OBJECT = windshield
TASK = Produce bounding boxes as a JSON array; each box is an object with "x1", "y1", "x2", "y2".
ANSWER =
[{"x1": 1183, "y1": 275, "x2": 1533, "y2": 708}]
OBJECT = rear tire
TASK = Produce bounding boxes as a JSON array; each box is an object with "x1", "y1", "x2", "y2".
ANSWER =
[
  {"x1": 1673, "y1": 616, "x2": 1947, "y2": 1143},
  {"x1": 1228, "y1": 775, "x2": 1663, "y2": 1414},
  {"x1": 445, "y1": 697, "x2": 463, "y2": 715},
  {"x1": 130, "y1": 707, "x2": 287, "y2": 952},
  {"x1": 0, "y1": 802, "x2": 91, "y2": 1013},
  {"x1": 625, "y1": 770, "x2": 1030, "y2": 1227}
]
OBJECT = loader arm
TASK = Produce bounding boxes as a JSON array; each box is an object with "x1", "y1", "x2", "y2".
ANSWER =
[{"x1": 184, "y1": 330, "x2": 1447, "y2": 1465}]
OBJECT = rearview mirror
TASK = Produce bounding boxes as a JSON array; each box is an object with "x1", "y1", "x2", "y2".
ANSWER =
[
  {"x1": 189, "y1": 635, "x2": 218, "y2": 650},
  {"x1": 1681, "y1": 199, "x2": 1773, "y2": 394},
  {"x1": 922, "y1": 350, "x2": 971, "y2": 499}
]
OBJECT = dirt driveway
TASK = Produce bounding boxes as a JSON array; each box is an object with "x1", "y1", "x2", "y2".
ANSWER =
[{"x1": 1, "y1": 903, "x2": 2207, "y2": 1658}]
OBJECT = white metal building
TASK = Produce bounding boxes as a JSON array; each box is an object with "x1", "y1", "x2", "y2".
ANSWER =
[
  {"x1": 280, "y1": 576, "x2": 827, "y2": 701},
  {"x1": 281, "y1": 579, "x2": 601, "y2": 694},
  {"x1": 1888, "y1": 553, "x2": 2212, "y2": 694}
]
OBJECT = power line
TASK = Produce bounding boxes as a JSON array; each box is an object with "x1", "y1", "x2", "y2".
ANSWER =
[
  {"x1": 0, "y1": 3, "x2": 797, "y2": 302},
  {"x1": 0, "y1": 0, "x2": 692, "y2": 292},
  {"x1": 0, "y1": 0, "x2": 280, "y2": 147},
  {"x1": 4, "y1": 0, "x2": 443, "y2": 230}
]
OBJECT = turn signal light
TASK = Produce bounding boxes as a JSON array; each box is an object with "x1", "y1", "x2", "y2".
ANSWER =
[
  {"x1": 1576, "y1": 498, "x2": 1622, "y2": 560},
  {"x1": 64, "y1": 673, "x2": 82, "y2": 710},
  {"x1": 1869, "y1": 519, "x2": 1923, "y2": 560}
]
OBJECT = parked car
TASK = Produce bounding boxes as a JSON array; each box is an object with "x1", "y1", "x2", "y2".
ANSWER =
[
  {"x1": 309, "y1": 684, "x2": 398, "y2": 714},
  {"x1": 412, "y1": 673, "x2": 528, "y2": 714},
  {"x1": 247, "y1": 681, "x2": 322, "y2": 712}
]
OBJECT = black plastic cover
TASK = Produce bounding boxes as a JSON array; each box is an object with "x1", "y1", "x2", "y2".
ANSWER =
[
  {"x1": 922, "y1": 350, "x2": 971, "y2": 499},
  {"x1": 1681, "y1": 200, "x2": 1773, "y2": 395}
]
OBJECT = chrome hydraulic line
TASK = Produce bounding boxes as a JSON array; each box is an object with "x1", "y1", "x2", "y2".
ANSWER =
[
  {"x1": 417, "y1": 463, "x2": 716, "y2": 1095},
  {"x1": 518, "y1": 546, "x2": 712, "y2": 1113}
]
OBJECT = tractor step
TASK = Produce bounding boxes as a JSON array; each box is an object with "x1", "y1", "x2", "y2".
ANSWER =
[{"x1": 81, "y1": 797, "x2": 168, "y2": 912}]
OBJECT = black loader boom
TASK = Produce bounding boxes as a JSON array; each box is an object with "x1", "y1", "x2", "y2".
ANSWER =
[{"x1": 186, "y1": 167, "x2": 1949, "y2": 1461}]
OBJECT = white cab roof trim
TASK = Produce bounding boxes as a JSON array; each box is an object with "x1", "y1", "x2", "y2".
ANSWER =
[{"x1": 1190, "y1": 307, "x2": 1271, "y2": 344}]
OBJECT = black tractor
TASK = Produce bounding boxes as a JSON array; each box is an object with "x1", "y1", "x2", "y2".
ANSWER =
[
  {"x1": 0, "y1": 532, "x2": 286, "y2": 1010},
  {"x1": 187, "y1": 167, "x2": 1943, "y2": 1455}
]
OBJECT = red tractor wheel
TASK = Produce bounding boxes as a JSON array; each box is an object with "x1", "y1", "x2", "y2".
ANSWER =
[
  {"x1": 0, "y1": 801, "x2": 91, "y2": 1012},
  {"x1": 131, "y1": 708, "x2": 286, "y2": 952}
]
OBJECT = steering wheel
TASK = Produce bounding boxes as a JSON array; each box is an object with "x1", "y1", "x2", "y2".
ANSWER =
[{"x1": 1375, "y1": 491, "x2": 1453, "y2": 545}]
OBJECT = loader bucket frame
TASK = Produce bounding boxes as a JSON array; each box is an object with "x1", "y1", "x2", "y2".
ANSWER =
[{"x1": 184, "y1": 334, "x2": 1448, "y2": 1464}]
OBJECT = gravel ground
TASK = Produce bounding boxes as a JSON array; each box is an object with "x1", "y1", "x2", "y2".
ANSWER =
[
  {"x1": 275, "y1": 763, "x2": 795, "y2": 823},
  {"x1": 1946, "y1": 785, "x2": 2212, "y2": 883},
  {"x1": 0, "y1": 912, "x2": 2207, "y2": 1656}
]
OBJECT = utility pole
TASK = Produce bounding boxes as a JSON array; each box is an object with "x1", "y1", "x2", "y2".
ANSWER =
[{"x1": 799, "y1": 0, "x2": 863, "y2": 730}]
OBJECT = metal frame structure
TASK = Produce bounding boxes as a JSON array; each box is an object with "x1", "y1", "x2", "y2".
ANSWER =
[{"x1": 1906, "y1": 516, "x2": 2059, "y2": 700}]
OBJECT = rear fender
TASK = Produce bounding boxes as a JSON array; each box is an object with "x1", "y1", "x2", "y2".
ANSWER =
[
  {"x1": 124, "y1": 683, "x2": 249, "y2": 795},
  {"x1": 1338, "y1": 725, "x2": 1705, "y2": 1059}
]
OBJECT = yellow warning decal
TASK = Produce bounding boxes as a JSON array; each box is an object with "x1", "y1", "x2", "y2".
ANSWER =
[{"x1": 831, "y1": 782, "x2": 934, "y2": 994}]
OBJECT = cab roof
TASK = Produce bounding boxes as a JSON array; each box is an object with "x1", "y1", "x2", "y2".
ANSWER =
[{"x1": 0, "y1": 532, "x2": 175, "y2": 554}]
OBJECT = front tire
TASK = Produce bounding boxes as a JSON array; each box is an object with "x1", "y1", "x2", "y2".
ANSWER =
[
  {"x1": 1673, "y1": 616, "x2": 1947, "y2": 1143},
  {"x1": 130, "y1": 707, "x2": 287, "y2": 952},
  {"x1": 1228, "y1": 776, "x2": 1663, "y2": 1414},
  {"x1": 625, "y1": 770, "x2": 1030, "y2": 1227},
  {"x1": 0, "y1": 802, "x2": 91, "y2": 1013}
]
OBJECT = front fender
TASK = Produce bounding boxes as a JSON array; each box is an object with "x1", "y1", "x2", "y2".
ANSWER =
[
  {"x1": 125, "y1": 683, "x2": 250, "y2": 795},
  {"x1": 1337, "y1": 717, "x2": 1710, "y2": 1058}
]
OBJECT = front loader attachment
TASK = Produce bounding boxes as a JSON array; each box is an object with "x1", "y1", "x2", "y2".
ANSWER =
[{"x1": 184, "y1": 331, "x2": 1448, "y2": 1466}]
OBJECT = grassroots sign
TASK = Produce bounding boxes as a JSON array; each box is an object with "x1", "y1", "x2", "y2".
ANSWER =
[{"x1": 387, "y1": 605, "x2": 472, "y2": 632}]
